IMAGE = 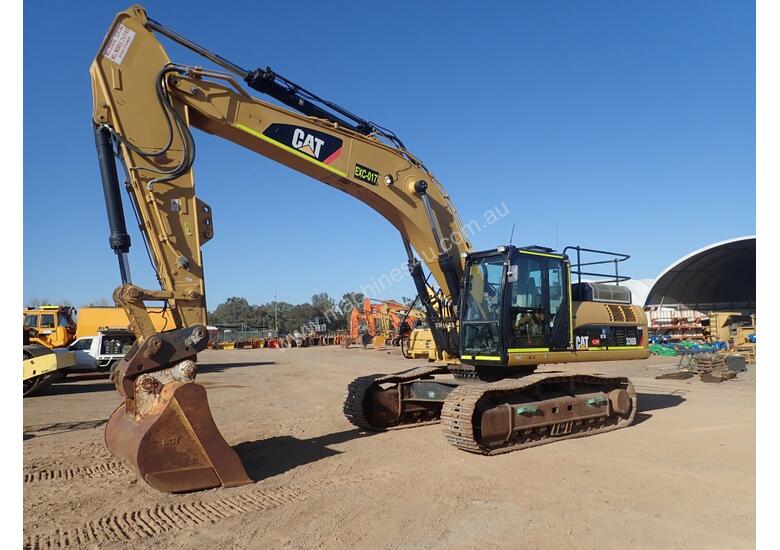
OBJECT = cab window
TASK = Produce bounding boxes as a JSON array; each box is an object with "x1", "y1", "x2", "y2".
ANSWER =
[
  {"x1": 461, "y1": 255, "x2": 504, "y2": 355},
  {"x1": 510, "y1": 258, "x2": 544, "y2": 311},
  {"x1": 548, "y1": 263, "x2": 564, "y2": 315},
  {"x1": 39, "y1": 314, "x2": 55, "y2": 328},
  {"x1": 463, "y1": 258, "x2": 504, "y2": 322},
  {"x1": 509, "y1": 257, "x2": 545, "y2": 348},
  {"x1": 508, "y1": 254, "x2": 567, "y2": 349},
  {"x1": 70, "y1": 338, "x2": 93, "y2": 351},
  {"x1": 24, "y1": 314, "x2": 38, "y2": 328}
]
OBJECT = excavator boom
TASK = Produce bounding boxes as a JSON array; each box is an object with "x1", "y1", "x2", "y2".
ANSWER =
[{"x1": 91, "y1": 5, "x2": 471, "y2": 492}]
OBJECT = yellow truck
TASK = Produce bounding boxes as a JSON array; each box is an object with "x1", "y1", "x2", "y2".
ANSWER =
[
  {"x1": 75, "y1": 306, "x2": 175, "y2": 339},
  {"x1": 22, "y1": 306, "x2": 78, "y2": 396},
  {"x1": 23, "y1": 305, "x2": 77, "y2": 348}
]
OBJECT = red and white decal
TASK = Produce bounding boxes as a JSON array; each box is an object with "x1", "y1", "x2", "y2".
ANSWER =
[{"x1": 103, "y1": 24, "x2": 136, "y2": 65}]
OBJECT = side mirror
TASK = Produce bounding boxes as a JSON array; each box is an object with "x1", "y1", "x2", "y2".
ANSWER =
[{"x1": 507, "y1": 265, "x2": 518, "y2": 284}]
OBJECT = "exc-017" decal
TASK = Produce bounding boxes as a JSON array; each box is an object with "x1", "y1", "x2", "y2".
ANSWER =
[{"x1": 353, "y1": 163, "x2": 379, "y2": 185}]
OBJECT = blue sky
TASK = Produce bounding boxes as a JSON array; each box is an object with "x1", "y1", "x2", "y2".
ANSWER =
[{"x1": 23, "y1": 0, "x2": 755, "y2": 309}]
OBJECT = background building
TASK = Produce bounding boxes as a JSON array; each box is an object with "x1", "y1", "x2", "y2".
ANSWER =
[{"x1": 643, "y1": 236, "x2": 756, "y2": 342}]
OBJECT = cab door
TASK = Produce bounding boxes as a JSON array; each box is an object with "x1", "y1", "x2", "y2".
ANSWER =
[
  {"x1": 460, "y1": 254, "x2": 506, "y2": 360},
  {"x1": 506, "y1": 252, "x2": 571, "y2": 352}
]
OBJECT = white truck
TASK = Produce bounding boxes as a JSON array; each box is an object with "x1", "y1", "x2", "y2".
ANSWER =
[{"x1": 62, "y1": 328, "x2": 136, "y2": 373}]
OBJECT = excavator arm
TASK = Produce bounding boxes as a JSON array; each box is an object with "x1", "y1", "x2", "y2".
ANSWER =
[
  {"x1": 91, "y1": 5, "x2": 472, "y2": 492},
  {"x1": 91, "y1": 5, "x2": 472, "y2": 333}
]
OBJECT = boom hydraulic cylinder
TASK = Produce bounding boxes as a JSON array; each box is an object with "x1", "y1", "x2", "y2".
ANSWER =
[{"x1": 94, "y1": 125, "x2": 132, "y2": 284}]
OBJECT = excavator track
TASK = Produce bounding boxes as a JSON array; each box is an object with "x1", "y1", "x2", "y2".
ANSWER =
[
  {"x1": 344, "y1": 366, "x2": 449, "y2": 430},
  {"x1": 441, "y1": 373, "x2": 636, "y2": 455}
]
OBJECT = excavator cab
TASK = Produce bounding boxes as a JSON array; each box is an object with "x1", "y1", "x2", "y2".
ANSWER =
[{"x1": 460, "y1": 246, "x2": 572, "y2": 367}]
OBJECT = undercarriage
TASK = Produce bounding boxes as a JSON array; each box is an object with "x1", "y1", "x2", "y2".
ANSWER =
[{"x1": 344, "y1": 366, "x2": 636, "y2": 454}]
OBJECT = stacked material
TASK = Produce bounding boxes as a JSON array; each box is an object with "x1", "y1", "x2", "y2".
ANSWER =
[
  {"x1": 723, "y1": 354, "x2": 748, "y2": 372},
  {"x1": 693, "y1": 354, "x2": 736, "y2": 383},
  {"x1": 655, "y1": 352, "x2": 748, "y2": 383}
]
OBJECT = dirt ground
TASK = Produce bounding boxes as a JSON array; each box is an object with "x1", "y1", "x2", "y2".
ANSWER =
[{"x1": 23, "y1": 346, "x2": 755, "y2": 549}]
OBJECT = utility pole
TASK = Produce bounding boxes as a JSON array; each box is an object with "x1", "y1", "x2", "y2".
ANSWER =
[{"x1": 274, "y1": 285, "x2": 278, "y2": 335}]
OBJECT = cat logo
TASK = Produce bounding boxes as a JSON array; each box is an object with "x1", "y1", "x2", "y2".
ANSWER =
[
  {"x1": 575, "y1": 335, "x2": 589, "y2": 350},
  {"x1": 262, "y1": 123, "x2": 343, "y2": 164},
  {"x1": 292, "y1": 128, "x2": 325, "y2": 158}
]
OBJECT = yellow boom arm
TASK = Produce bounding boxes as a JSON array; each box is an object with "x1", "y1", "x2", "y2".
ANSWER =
[
  {"x1": 89, "y1": 5, "x2": 472, "y2": 493},
  {"x1": 91, "y1": 5, "x2": 471, "y2": 341}
]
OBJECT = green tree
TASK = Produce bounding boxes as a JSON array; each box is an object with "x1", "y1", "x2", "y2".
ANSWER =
[
  {"x1": 274, "y1": 301, "x2": 294, "y2": 333},
  {"x1": 339, "y1": 292, "x2": 365, "y2": 316},
  {"x1": 312, "y1": 292, "x2": 338, "y2": 327},
  {"x1": 286, "y1": 303, "x2": 319, "y2": 333},
  {"x1": 252, "y1": 303, "x2": 276, "y2": 330},
  {"x1": 209, "y1": 297, "x2": 254, "y2": 325},
  {"x1": 208, "y1": 293, "x2": 366, "y2": 335}
]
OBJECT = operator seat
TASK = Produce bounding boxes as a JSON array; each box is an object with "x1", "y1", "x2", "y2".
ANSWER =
[{"x1": 514, "y1": 278, "x2": 543, "y2": 339}]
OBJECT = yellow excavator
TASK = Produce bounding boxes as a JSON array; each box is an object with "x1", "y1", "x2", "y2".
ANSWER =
[
  {"x1": 377, "y1": 300, "x2": 425, "y2": 348},
  {"x1": 90, "y1": 6, "x2": 650, "y2": 493}
]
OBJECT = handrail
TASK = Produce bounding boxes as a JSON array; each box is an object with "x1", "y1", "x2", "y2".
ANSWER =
[{"x1": 562, "y1": 245, "x2": 631, "y2": 285}]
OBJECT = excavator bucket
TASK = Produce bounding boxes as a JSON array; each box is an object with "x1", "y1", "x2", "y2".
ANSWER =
[
  {"x1": 105, "y1": 325, "x2": 251, "y2": 493},
  {"x1": 106, "y1": 382, "x2": 251, "y2": 493}
]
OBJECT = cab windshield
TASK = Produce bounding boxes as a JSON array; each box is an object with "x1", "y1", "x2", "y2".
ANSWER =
[
  {"x1": 40, "y1": 314, "x2": 55, "y2": 328},
  {"x1": 461, "y1": 255, "x2": 504, "y2": 355}
]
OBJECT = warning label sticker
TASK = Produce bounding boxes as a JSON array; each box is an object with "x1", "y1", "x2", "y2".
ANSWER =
[{"x1": 103, "y1": 24, "x2": 136, "y2": 65}]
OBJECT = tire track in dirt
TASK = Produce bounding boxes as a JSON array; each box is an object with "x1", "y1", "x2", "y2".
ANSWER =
[
  {"x1": 24, "y1": 469, "x2": 397, "y2": 549},
  {"x1": 24, "y1": 461, "x2": 130, "y2": 484}
]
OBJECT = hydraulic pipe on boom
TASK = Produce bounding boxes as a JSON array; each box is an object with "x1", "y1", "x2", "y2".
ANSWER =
[
  {"x1": 146, "y1": 16, "x2": 379, "y2": 137},
  {"x1": 402, "y1": 236, "x2": 455, "y2": 357}
]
